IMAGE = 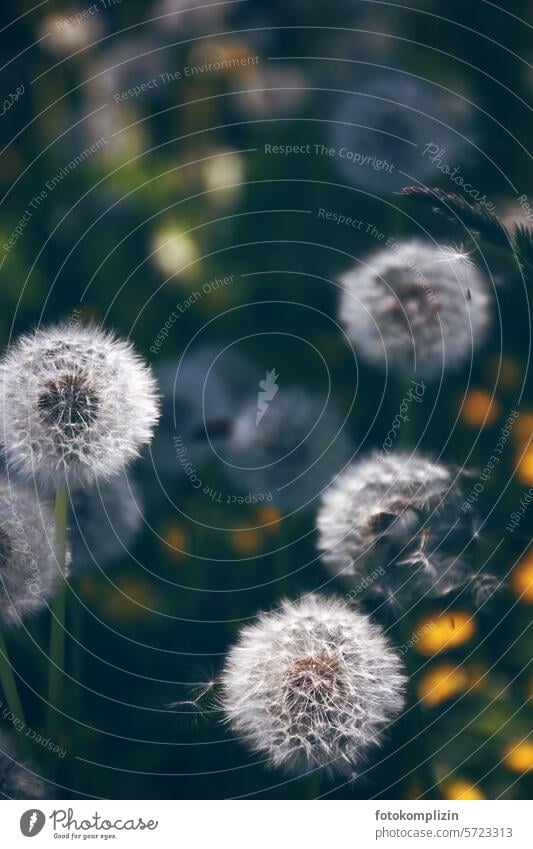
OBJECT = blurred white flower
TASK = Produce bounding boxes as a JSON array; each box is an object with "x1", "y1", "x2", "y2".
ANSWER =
[
  {"x1": 0, "y1": 732, "x2": 50, "y2": 798},
  {"x1": 87, "y1": 36, "x2": 168, "y2": 100},
  {"x1": 58, "y1": 99, "x2": 147, "y2": 169},
  {"x1": 221, "y1": 594, "x2": 406, "y2": 777},
  {"x1": 330, "y1": 74, "x2": 475, "y2": 193},
  {"x1": 40, "y1": 9, "x2": 103, "y2": 55},
  {"x1": 339, "y1": 240, "x2": 492, "y2": 380},
  {"x1": 0, "y1": 323, "x2": 160, "y2": 488},
  {"x1": 151, "y1": 225, "x2": 199, "y2": 280},
  {"x1": 153, "y1": 0, "x2": 230, "y2": 33},
  {"x1": 231, "y1": 65, "x2": 309, "y2": 118},
  {"x1": 222, "y1": 388, "x2": 352, "y2": 511},
  {"x1": 0, "y1": 477, "x2": 64, "y2": 627},
  {"x1": 201, "y1": 151, "x2": 245, "y2": 206},
  {"x1": 317, "y1": 451, "x2": 496, "y2": 607},
  {"x1": 152, "y1": 349, "x2": 240, "y2": 481}
]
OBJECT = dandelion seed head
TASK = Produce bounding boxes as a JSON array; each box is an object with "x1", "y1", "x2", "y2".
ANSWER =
[
  {"x1": 152, "y1": 348, "x2": 253, "y2": 480},
  {"x1": 339, "y1": 240, "x2": 491, "y2": 380},
  {"x1": 221, "y1": 595, "x2": 406, "y2": 777},
  {"x1": 317, "y1": 452, "x2": 493, "y2": 607},
  {"x1": 223, "y1": 389, "x2": 352, "y2": 511},
  {"x1": 0, "y1": 323, "x2": 160, "y2": 487},
  {"x1": 330, "y1": 74, "x2": 475, "y2": 193},
  {"x1": 0, "y1": 732, "x2": 49, "y2": 799},
  {"x1": 0, "y1": 478, "x2": 64, "y2": 628}
]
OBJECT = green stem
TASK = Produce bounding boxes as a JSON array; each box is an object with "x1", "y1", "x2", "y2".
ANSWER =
[
  {"x1": 0, "y1": 629, "x2": 25, "y2": 728},
  {"x1": 47, "y1": 488, "x2": 69, "y2": 739},
  {"x1": 71, "y1": 604, "x2": 83, "y2": 720}
]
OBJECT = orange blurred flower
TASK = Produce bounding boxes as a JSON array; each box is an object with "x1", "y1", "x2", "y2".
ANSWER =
[
  {"x1": 230, "y1": 526, "x2": 264, "y2": 555},
  {"x1": 104, "y1": 579, "x2": 159, "y2": 620},
  {"x1": 414, "y1": 612, "x2": 476, "y2": 655},
  {"x1": 504, "y1": 739, "x2": 533, "y2": 773},
  {"x1": 513, "y1": 413, "x2": 533, "y2": 448},
  {"x1": 417, "y1": 663, "x2": 469, "y2": 707},
  {"x1": 516, "y1": 450, "x2": 533, "y2": 486},
  {"x1": 510, "y1": 551, "x2": 533, "y2": 603},
  {"x1": 460, "y1": 390, "x2": 500, "y2": 428},
  {"x1": 256, "y1": 505, "x2": 283, "y2": 533},
  {"x1": 442, "y1": 779, "x2": 485, "y2": 800},
  {"x1": 163, "y1": 525, "x2": 189, "y2": 560}
]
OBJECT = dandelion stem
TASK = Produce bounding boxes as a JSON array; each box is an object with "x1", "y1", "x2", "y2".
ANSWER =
[
  {"x1": 0, "y1": 629, "x2": 25, "y2": 728},
  {"x1": 47, "y1": 487, "x2": 69, "y2": 738}
]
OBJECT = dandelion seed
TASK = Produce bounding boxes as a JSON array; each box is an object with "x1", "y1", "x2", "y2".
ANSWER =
[
  {"x1": 220, "y1": 595, "x2": 406, "y2": 777},
  {"x1": 317, "y1": 451, "x2": 497, "y2": 608},
  {"x1": 0, "y1": 323, "x2": 160, "y2": 488},
  {"x1": 0, "y1": 477, "x2": 65, "y2": 628},
  {"x1": 339, "y1": 240, "x2": 492, "y2": 380}
]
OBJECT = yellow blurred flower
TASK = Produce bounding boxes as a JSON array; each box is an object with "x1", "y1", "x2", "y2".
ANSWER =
[
  {"x1": 256, "y1": 505, "x2": 283, "y2": 532},
  {"x1": 414, "y1": 612, "x2": 476, "y2": 655},
  {"x1": 163, "y1": 525, "x2": 189, "y2": 561},
  {"x1": 513, "y1": 412, "x2": 533, "y2": 448},
  {"x1": 442, "y1": 779, "x2": 485, "y2": 800},
  {"x1": 417, "y1": 663, "x2": 469, "y2": 707},
  {"x1": 503, "y1": 739, "x2": 533, "y2": 773},
  {"x1": 104, "y1": 579, "x2": 159, "y2": 620},
  {"x1": 230, "y1": 526, "x2": 264, "y2": 555},
  {"x1": 516, "y1": 450, "x2": 533, "y2": 486},
  {"x1": 460, "y1": 390, "x2": 500, "y2": 428},
  {"x1": 151, "y1": 225, "x2": 198, "y2": 279},
  {"x1": 510, "y1": 551, "x2": 533, "y2": 603}
]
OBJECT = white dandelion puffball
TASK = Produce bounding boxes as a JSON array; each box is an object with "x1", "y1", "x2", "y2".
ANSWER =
[
  {"x1": 339, "y1": 240, "x2": 492, "y2": 380},
  {"x1": 0, "y1": 477, "x2": 65, "y2": 627},
  {"x1": 0, "y1": 323, "x2": 160, "y2": 487},
  {"x1": 152, "y1": 347, "x2": 255, "y2": 481},
  {"x1": 0, "y1": 732, "x2": 50, "y2": 799},
  {"x1": 317, "y1": 452, "x2": 492, "y2": 607},
  {"x1": 222, "y1": 388, "x2": 352, "y2": 511},
  {"x1": 330, "y1": 73, "x2": 475, "y2": 193},
  {"x1": 221, "y1": 595, "x2": 406, "y2": 777}
]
